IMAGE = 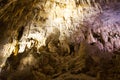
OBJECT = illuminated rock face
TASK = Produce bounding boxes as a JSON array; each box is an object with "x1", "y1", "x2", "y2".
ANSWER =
[
  {"x1": 0, "y1": 0, "x2": 120, "y2": 80},
  {"x1": 0, "y1": 0, "x2": 100, "y2": 67}
]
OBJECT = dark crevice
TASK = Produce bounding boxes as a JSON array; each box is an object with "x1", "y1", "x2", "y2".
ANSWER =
[{"x1": 17, "y1": 26, "x2": 24, "y2": 41}]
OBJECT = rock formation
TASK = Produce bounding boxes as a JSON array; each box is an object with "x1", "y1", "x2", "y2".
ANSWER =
[{"x1": 0, "y1": 0, "x2": 120, "y2": 80}]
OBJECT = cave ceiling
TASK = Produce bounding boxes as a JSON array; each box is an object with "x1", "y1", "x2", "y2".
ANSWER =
[{"x1": 0, "y1": 0, "x2": 120, "y2": 80}]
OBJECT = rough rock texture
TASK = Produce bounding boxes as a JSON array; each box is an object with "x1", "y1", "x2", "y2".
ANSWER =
[{"x1": 0, "y1": 0, "x2": 120, "y2": 80}]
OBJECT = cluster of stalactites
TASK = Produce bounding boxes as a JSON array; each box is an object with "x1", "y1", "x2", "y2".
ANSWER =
[
  {"x1": 74, "y1": 0, "x2": 118, "y2": 8},
  {"x1": 75, "y1": 0, "x2": 118, "y2": 5}
]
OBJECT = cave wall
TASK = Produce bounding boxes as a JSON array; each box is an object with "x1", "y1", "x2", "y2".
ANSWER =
[{"x1": 0, "y1": 0, "x2": 120, "y2": 80}]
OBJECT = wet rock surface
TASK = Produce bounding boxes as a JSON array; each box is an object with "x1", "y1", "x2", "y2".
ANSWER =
[{"x1": 0, "y1": 0, "x2": 120, "y2": 80}]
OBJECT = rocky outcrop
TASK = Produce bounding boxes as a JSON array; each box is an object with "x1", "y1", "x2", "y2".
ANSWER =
[
  {"x1": 0, "y1": 40, "x2": 120, "y2": 80},
  {"x1": 0, "y1": 0, "x2": 120, "y2": 80}
]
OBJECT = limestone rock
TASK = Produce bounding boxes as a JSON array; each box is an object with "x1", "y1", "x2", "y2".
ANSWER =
[{"x1": 0, "y1": 0, "x2": 120, "y2": 80}]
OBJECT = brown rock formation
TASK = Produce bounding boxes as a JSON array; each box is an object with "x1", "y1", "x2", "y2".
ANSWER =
[{"x1": 0, "y1": 0, "x2": 120, "y2": 80}]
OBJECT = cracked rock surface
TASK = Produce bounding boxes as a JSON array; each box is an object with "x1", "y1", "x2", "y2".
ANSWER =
[{"x1": 0, "y1": 0, "x2": 120, "y2": 80}]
